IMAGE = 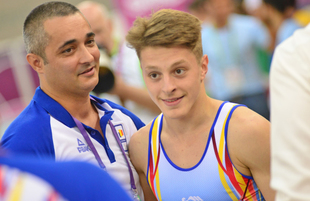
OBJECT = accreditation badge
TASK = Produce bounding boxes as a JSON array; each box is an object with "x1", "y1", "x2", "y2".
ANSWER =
[{"x1": 114, "y1": 124, "x2": 128, "y2": 152}]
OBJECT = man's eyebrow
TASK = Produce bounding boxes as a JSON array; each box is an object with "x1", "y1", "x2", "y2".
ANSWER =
[
  {"x1": 57, "y1": 32, "x2": 95, "y2": 51},
  {"x1": 171, "y1": 60, "x2": 187, "y2": 67},
  {"x1": 145, "y1": 65, "x2": 158, "y2": 70},
  {"x1": 58, "y1": 39, "x2": 76, "y2": 51},
  {"x1": 86, "y1": 32, "x2": 95, "y2": 38},
  {"x1": 145, "y1": 60, "x2": 187, "y2": 70}
]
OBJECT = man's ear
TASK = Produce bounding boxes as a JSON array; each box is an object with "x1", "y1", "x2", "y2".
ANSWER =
[
  {"x1": 200, "y1": 54, "x2": 208, "y2": 82},
  {"x1": 26, "y1": 53, "x2": 45, "y2": 74}
]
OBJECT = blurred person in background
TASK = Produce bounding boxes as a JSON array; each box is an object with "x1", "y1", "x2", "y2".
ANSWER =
[
  {"x1": 293, "y1": 4, "x2": 310, "y2": 27},
  {"x1": 0, "y1": 2, "x2": 145, "y2": 200},
  {"x1": 78, "y1": 1, "x2": 160, "y2": 124},
  {"x1": 293, "y1": 0, "x2": 310, "y2": 26},
  {"x1": 188, "y1": 0, "x2": 213, "y2": 24},
  {"x1": 201, "y1": 0, "x2": 271, "y2": 120},
  {"x1": 77, "y1": 1, "x2": 118, "y2": 59},
  {"x1": 262, "y1": 0, "x2": 301, "y2": 49},
  {"x1": 243, "y1": 0, "x2": 304, "y2": 49}
]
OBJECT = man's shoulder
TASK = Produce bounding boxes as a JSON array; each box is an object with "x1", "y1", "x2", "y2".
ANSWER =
[
  {"x1": 92, "y1": 95, "x2": 145, "y2": 128},
  {"x1": 133, "y1": 122, "x2": 151, "y2": 140},
  {"x1": 129, "y1": 119, "x2": 154, "y2": 161},
  {"x1": 226, "y1": 105, "x2": 271, "y2": 177},
  {"x1": 230, "y1": 105, "x2": 268, "y2": 130},
  {"x1": 228, "y1": 105, "x2": 270, "y2": 144},
  {"x1": 3, "y1": 101, "x2": 51, "y2": 135},
  {"x1": 128, "y1": 123, "x2": 150, "y2": 172},
  {"x1": 1, "y1": 101, "x2": 54, "y2": 156}
]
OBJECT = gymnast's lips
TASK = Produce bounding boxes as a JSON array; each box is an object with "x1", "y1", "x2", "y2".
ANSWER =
[{"x1": 162, "y1": 96, "x2": 184, "y2": 106}]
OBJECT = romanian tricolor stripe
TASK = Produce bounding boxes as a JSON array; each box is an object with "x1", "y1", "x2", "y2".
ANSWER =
[
  {"x1": 118, "y1": 129, "x2": 124, "y2": 137},
  {"x1": 147, "y1": 114, "x2": 163, "y2": 201},
  {"x1": 212, "y1": 104, "x2": 263, "y2": 201}
]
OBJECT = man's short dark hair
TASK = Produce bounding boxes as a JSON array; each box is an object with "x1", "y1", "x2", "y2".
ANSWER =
[{"x1": 23, "y1": 1, "x2": 80, "y2": 64}]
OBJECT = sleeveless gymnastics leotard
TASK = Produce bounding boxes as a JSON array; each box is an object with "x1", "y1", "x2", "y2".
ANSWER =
[{"x1": 147, "y1": 101, "x2": 265, "y2": 201}]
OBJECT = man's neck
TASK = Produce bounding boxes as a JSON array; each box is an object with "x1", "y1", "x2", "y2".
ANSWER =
[
  {"x1": 41, "y1": 86, "x2": 95, "y2": 121},
  {"x1": 62, "y1": 96, "x2": 94, "y2": 119},
  {"x1": 163, "y1": 95, "x2": 217, "y2": 138},
  {"x1": 59, "y1": 94, "x2": 100, "y2": 129}
]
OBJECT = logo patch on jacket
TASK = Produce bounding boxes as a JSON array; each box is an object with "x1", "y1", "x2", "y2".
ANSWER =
[
  {"x1": 114, "y1": 124, "x2": 128, "y2": 152},
  {"x1": 77, "y1": 138, "x2": 91, "y2": 153}
]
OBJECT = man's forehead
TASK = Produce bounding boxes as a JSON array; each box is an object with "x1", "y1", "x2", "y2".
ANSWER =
[
  {"x1": 140, "y1": 46, "x2": 198, "y2": 68},
  {"x1": 44, "y1": 13, "x2": 89, "y2": 32},
  {"x1": 43, "y1": 14, "x2": 92, "y2": 45},
  {"x1": 43, "y1": 13, "x2": 87, "y2": 27}
]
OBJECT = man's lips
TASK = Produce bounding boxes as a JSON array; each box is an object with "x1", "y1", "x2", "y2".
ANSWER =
[
  {"x1": 79, "y1": 67, "x2": 94, "y2": 75},
  {"x1": 162, "y1": 96, "x2": 184, "y2": 102}
]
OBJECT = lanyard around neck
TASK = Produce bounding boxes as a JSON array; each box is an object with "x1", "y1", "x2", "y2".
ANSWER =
[
  {"x1": 70, "y1": 102, "x2": 139, "y2": 198},
  {"x1": 72, "y1": 117, "x2": 106, "y2": 170}
]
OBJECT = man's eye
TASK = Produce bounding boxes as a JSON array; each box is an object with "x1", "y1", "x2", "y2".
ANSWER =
[
  {"x1": 175, "y1": 69, "x2": 184, "y2": 75},
  {"x1": 86, "y1": 40, "x2": 95, "y2": 45},
  {"x1": 63, "y1": 48, "x2": 73, "y2": 53},
  {"x1": 150, "y1": 73, "x2": 159, "y2": 79}
]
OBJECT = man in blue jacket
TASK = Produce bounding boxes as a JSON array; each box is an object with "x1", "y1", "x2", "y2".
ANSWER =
[{"x1": 1, "y1": 1, "x2": 144, "y2": 200}]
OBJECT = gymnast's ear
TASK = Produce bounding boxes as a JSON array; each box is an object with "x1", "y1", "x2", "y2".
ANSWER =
[{"x1": 200, "y1": 54, "x2": 208, "y2": 82}]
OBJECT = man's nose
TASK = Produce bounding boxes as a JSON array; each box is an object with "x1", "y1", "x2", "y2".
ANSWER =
[
  {"x1": 162, "y1": 75, "x2": 176, "y2": 94},
  {"x1": 79, "y1": 45, "x2": 95, "y2": 64}
]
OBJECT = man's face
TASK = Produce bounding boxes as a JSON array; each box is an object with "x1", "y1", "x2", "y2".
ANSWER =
[
  {"x1": 140, "y1": 46, "x2": 208, "y2": 120},
  {"x1": 41, "y1": 13, "x2": 100, "y2": 97}
]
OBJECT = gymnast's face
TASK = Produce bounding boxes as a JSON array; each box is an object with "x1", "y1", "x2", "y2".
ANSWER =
[{"x1": 140, "y1": 46, "x2": 208, "y2": 120}]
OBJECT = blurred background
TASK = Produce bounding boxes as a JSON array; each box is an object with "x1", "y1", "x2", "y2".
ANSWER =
[
  {"x1": 0, "y1": 0, "x2": 112, "y2": 42},
  {"x1": 1, "y1": 0, "x2": 310, "y2": 137}
]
